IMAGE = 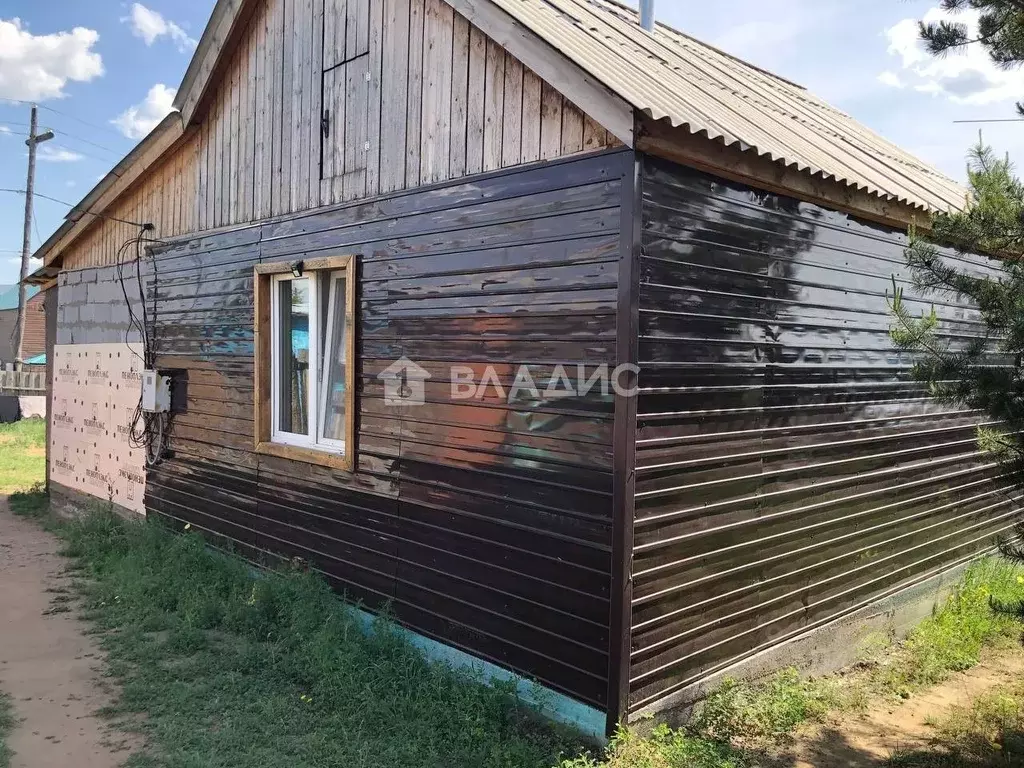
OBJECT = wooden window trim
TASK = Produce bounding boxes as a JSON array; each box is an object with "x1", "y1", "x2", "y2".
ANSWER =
[{"x1": 253, "y1": 255, "x2": 356, "y2": 472}]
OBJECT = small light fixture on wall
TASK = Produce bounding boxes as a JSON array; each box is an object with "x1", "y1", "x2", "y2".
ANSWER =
[{"x1": 290, "y1": 261, "x2": 304, "y2": 278}]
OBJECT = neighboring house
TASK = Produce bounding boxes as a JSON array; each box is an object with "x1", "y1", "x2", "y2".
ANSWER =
[
  {"x1": 21, "y1": 292, "x2": 47, "y2": 361},
  {"x1": 27, "y1": 0, "x2": 1005, "y2": 738},
  {"x1": 0, "y1": 286, "x2": 45, "y2": 422},
  {"x1": 0, "y1": 285, "x2": 42, "y2": 362}
]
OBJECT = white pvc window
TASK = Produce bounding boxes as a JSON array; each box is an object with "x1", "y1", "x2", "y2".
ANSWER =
[{"x1": 269, "y1": 270, "x2": 348, "y2": 455}]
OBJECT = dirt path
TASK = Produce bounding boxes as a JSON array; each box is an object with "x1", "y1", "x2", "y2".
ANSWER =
[
  {"x1": 779, "y1": 650, "x2": 1024, "y2": 767},
  {"x1": 0, "y1": 501, "x2": 137, "y2": 767}
]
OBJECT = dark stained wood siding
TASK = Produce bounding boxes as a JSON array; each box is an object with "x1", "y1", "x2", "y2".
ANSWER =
[
  {"x1": 629, "y1": 154, "x2": 1013, "y2": 715},
  {"x1": 144, "y1": 149, "x2": 628, "y2": 709}
]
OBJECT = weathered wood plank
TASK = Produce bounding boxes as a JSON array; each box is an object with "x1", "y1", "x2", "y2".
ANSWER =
[
  {"x1": 379, "y1": 0, "x2": 409, "y2": 194},
  {"x1": 323, "y1": 64, "x2": 347, "y2": 203},
  {"x1": 482, "y1": 39, "x2": 505, "y2": 172},
  {"x1": 308, "y1": 0, "x2": 324, "y2": 209},
  {"x1": 278, "y1": 0, "x2": 295, "y2": 214},
  {"x1": 561, "y1": 101, "x2": 584, "y2": 156},
  {"x1": 324, "y1": 0, "x2": 344, "y2": 68},
  {"x1": 356, "y1": 0, "x2": 370, "y2": 57},
  {"x1": 540, "y1": 82, "x2": 563, "y2": 161},
  {"x1": 406, "y1": 0, "x2": 425, "y2": 189},
  {"x1": 269, "y1": 0, "x2": 285, "y2": 217},
  {"x1": 521, "y1": 68, "x2": 542, "y2": 164},
  {"x1": 214, "y1": 82, "x2": 226, "y2": 226},
  {"x1": 582, "y1": 114, "x2": 604, "y2": 155},
  {"x1": 291, "y1": 0, "x2": 311, "y2": 212},
  {"x1": 197, "y1": 111, "x2": 208, "y2": 231},
  {"x1": 228, "y1": 46, "x2": 240, "y2": 223},
  {"x1": 242, "y1": 27, "x2": 256, "y2": 222},
  {"x1": 465, "y1": 24, "x2": 486, "y2": 176},
  {"x1": 450, "y1": 14, "x2": 470, "y2": 179},
  {"x1": 501, "y1": 55, "x2": 523, "y2": 168},
  {"x1": 421, "y1": 0, "x2": 453, "y2": 185},
  {"x1": 365, "y1": 0, "x2": 384, "y2": 197},
  {"x1": 345, "y1": 0, "x2": 359, "y2": 59},
  {"x1": 254, "y1": 1, "x2": 271, "y2": 219},
  {"x1": 342, "y1": 55, "x2": 368, "y2": 200}
]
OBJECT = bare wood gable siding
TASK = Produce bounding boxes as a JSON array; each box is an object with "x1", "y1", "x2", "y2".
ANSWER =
[{"x1": 62, "y1": 0, "x2": 616, "y2": 271}]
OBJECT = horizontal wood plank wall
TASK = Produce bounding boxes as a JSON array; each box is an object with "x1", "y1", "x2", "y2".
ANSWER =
[
  {"x1": 144, "y1": 150, "x2": 629, "y2": 710},
  {"x1": 628, "y1": 155, "x2": 1011, "y2": 716},
  {"x1": 61, "y1": 0, "x2": 616, "y2": 272}
]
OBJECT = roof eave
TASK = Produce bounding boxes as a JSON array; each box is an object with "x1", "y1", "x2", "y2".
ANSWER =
[
  {"x1": 173, "y1": 0, "x2": 259, "y2": 126},
  {"x1": 637, "y1": 115, "x2": 935, "y2": 231},
  {"x1": 32, "y1": 113, "x2": 185, "y2": 268}
]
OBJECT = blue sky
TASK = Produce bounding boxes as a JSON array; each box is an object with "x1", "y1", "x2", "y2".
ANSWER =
[
  {"x1": 0, "y1": 1, "x2": 211, "y2": 282},
  {"x1": 1, "y1": 0, "x2": 1023, "y2": 284}
]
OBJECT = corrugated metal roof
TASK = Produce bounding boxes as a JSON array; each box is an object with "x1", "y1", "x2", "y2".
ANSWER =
[{"x1": 492, "y1": 0, "x2": 966, "y2": 213}]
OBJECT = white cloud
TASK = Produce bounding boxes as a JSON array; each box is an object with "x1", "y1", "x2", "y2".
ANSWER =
[
  {"x1": 122, "y1": 4, "x2": 196, "y2": 52},
  {"x1": 0, "y1": 18, "x2": 104, "y2": 101},
  {"x1": 0, "y1": 125, "x2": 10, "y2": 135},
  {"x1": 36, "y1": 145, "x2": 83, "y2": 162},
  {"x1": 65, "y1": 180, "x2": 76, "y2": 188},
  {"x1": 111, "y1": 83, "x2": 176, "y2": 139},
  {"x1": 883, "y1": 8, "x2": 1024, "y2": 105},
  {"x1": 877, "y1": 71, "x2": 904, "y2": 89}
]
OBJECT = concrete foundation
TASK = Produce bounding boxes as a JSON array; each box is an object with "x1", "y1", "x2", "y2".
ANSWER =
[{"x1": 631, "y1": 558, "x2": 981, "y2": 725}]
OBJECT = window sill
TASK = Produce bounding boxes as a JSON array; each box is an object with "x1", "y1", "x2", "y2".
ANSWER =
[{"x1": 255, "y1": 440, "x2": 353, "y2": 472}]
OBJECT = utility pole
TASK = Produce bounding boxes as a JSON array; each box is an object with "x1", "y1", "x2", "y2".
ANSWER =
[{"x1": 14, "y1": 105, "x2": 53, "y2": 364}]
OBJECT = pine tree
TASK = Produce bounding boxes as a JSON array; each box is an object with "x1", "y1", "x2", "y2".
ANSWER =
[
  {"x1": 889, "y1": 142, "x2": 1024, "y2": 476},
  {"x1": 918, "y1": 0, "x2": 1024, "y2": 115},
  {"x1": 892, "y1": 1, "x2": 1024, "y2": 582}
]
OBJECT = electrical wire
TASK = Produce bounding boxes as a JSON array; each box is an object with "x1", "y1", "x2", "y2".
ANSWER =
[
  {"x1": 34, "y1": 103, "x2": 131, "y2": 141},
  {"x1": 0, "y1": 188, "x2": 150, "y2": 228},
  {"x1": 115, "y1": 226, "x2": 170, "y2": 466},
  {"x1": 50, "y1": 130, "x2": 125, "y2": 158},
  {"x1": 42, "y1": 142, "x2": 114, "y2": 164}
]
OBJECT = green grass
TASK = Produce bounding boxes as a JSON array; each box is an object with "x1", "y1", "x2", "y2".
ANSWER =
[
  {"x1": 691, "y1": 669, "x2": 844, "y2": 745},
  {"x1": 559, "y1": 725, "x2": 746, "y2": 768},
  {"x1": 9, "y1": 470, "x2": 1024, "y2": 768},
  {"x1": 577, "y1": 557, "x2": 1024, "y2": 763},
  {"x1": 873, "y1": 558, "x2": 1024, "y2": 698},
  {"x1": 0, "y1": 418, "x2": 45, "y2": 494},
  {"x1": 0, "y1": 691, "x2": 14, "y2": 768},
  {"x1": 12, "y1": 491, "x2": 602, "y2": 768}
]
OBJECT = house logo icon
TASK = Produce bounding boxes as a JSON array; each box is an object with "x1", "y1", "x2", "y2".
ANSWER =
[{"x1": 377, "y1": 357, "x2": 430, "y2": 406}]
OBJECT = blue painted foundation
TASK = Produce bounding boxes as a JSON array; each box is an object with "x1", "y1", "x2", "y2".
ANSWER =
[
  {"x1": 231, "y1": 555, "x2": 606, "y2": 742},
  {"x1": 348, "y1": 607, "x2": 607, "y2": 742}
]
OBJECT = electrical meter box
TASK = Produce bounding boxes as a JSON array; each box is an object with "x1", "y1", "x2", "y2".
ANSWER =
[{"x1": 141, "y1": 370, "x2": 171, "y2": 413}]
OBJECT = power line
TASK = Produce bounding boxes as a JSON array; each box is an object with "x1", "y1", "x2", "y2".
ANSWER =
[
  {"x1": 51, "y1": 129, "x2": 124, "y2": 158},
  {"x1": 36, "y1": 103, "x2": 130, "y2": 141},
  {"x1": 0, "y1": 188, "x2": 150, "y2": 228},
  {"x1": 953, "y1": 118, "x2": 1024, "y2": 123},
  {"x1": 43, "y1": 141, "x2": 114, "y2": 164}
]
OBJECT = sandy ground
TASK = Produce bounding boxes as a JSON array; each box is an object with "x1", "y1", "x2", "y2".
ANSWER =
[
  {"x1": 776, "y1": 650, "x2": 1024, "y2": 767},
  {"x1": 0, "y1": 501, "x2": 137, "y2": 768}
]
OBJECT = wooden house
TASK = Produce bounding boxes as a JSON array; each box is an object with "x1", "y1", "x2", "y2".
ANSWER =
[{"x1": 29, "y1": 0, "x2": 1008, "y2": 738}]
